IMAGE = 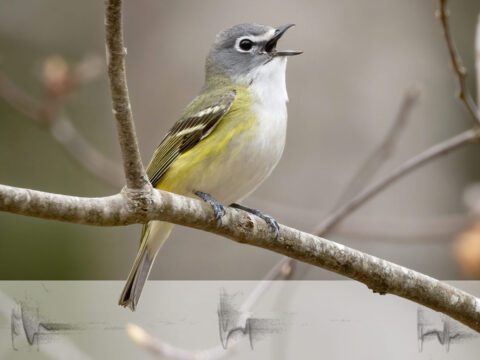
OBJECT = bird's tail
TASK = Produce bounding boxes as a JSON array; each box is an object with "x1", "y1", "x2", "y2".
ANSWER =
[{"x1": 118, "y1": 221, "x2": 173, "y2": 311}]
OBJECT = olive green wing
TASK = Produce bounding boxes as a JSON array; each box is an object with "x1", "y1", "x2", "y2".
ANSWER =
[{"x1": 147, "y1": 89, "x2": 236, "y2": 187}]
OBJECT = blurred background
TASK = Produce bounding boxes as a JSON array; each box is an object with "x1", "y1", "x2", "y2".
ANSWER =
[{"x1": 0, "y1": 0, "x2": 479, "y2": 280}]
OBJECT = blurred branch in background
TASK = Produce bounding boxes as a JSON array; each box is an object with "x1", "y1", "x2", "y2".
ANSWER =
[
  {"x1": 127, "y1": 323, "x2": 226, "y2": 360},
  {"x1": 315, "y1": 0, "x2": 480, "y2": 236},
  {"x1": 276, "y1": 114, "x2": 479, "y2": 283},
  {"x1": 0, "y1": 57, "x2": 123, "y2": 188},
  {"x1": 333, "y1": 87, "x2": 420, "y2": 208},
  {"x1": 336, "y1": 214, "x2": 468, "y2": 243},
  {"x1": 253, "y1": 196, "x2": 468, "y2": 243},
  {"x1": 315, "y1": 128, "x2": 480, "y2": 235}
]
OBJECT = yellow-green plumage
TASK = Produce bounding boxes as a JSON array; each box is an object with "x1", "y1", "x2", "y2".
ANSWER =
[{"x1": 157, "y1": 85, "x2": 255, "y2": 194}]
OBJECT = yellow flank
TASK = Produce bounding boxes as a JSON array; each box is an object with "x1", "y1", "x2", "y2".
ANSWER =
[{"x1": 157, "y1": 86, "x2": 256, "y2": 194}]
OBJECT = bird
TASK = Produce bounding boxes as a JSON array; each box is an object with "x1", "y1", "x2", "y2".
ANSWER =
[{"x1": 119, "y1": 23, "x2": 301, "y2": 310}]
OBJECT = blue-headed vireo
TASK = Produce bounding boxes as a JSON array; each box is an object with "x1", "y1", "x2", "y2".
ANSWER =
[{"x1": 119, "y1": 23, "x2": 301, "y2": 310}]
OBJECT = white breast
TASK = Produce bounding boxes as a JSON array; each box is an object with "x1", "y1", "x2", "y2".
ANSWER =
[
  {"x1": 221, "y1": 57, "x2": 289, "y2": 203},
  {"x1": 248, "y1": 56, "x2": 289, "y2": 182}
]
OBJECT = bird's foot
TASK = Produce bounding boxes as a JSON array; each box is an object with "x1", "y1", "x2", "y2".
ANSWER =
[
  {"x1": 230, "y1": 203, "x2": 279, "y2": 238},
  {"x1": 195, "y1": 191, "x2": 226, "y2": 223}
]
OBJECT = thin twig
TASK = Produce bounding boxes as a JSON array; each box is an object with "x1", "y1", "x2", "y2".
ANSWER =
[
  {"x1": 0, "y1": 71, "x2": 123, "y2": 188},
  {"x1": 334, "y1": 87, "x2": 420, "y2": 207},
  {"x1": 314, "y1": 2, "x2": 480, "y2": 236},
  {"x1": 333, "y1": 214, "x2": 467, "y2": 244},
  {"x1": 51, "y1": 115, "x2": 124, "y2": 187},
  {"x1": 315, "y1": 128, "x2": 480, "y2": 235},
  {"x1": 105, "y1": 0, "x2": 148, "y2": 190},
  {"x1": 476, "y1": 14, "x2": 480, "y2": 106},
  {"x1": 0, "y1": 72, "x2": 40, "y2": 119},
  {"x1": 251, "y1": 196, "x2": 467, "y2": 243},
  {"x1": 437, "y1": 0, "x2": 480, "y2": 125}
]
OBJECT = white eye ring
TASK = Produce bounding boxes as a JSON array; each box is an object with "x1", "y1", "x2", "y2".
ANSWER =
[{"x1": 235, "y1": 37, "x2": 255, "y2": 53}]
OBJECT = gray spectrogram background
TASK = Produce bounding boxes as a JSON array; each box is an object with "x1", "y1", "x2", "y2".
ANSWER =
[{"x1": 1, "y1": 281, "x2": 479, "y2": 359}]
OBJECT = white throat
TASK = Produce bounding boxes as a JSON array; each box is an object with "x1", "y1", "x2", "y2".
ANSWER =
[
  {"x1": 236, "y1": 57, "x2": 289, "y2": 107},
  {"x1": 232, "y1": 56, "x2": 289, "y2": 201}
]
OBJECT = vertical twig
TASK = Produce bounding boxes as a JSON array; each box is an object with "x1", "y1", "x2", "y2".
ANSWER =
[
  {"x1": 105, "y1": 0, "x2": 148, "y2": 190},
  {"x1": 476, "y1": 14, "x2": 480, "y2": 106},
  {"x1": 333, "y1": 88, "x2": 420, "y2": 208},
  {"x1": 437, "y1": 0, "x2": 480, "y2": 125}
]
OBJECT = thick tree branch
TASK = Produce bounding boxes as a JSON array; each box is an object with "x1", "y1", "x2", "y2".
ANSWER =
[
  {"x1": 0, "y1": 184, "x2": 479, "y2": 332},
  {"x1": 105, "y1": 0, "x2": 148, "y2": 190},
  {"x1": 437, "y1": 0, "x2": 480, "y2": 125},
  {"x1": 315, "y1": 128, "x2": 480, "y2": 235}
]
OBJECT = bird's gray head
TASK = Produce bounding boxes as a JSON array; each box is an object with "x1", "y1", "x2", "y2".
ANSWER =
[{"x1": 205, "y1": 23, "x2": 301, "y2": 83}]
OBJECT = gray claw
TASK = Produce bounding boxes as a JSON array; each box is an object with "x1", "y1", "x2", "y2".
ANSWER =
[
  {"x1": 212, "y1": 203, "x2": 226, "y2": 222},
  {"x1": 195, "y1": 191, "x2": 226, "y2": 224},
  {"x1": 262, "y1": 214, "x2": 280, "y2": 238},
  {"x1": 230, "y1": 203, "x2": 279, "y2": 238}
]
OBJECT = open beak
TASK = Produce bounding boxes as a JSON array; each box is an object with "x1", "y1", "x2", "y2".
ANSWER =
[{"x1": 264, "y1": 24, "x2": 302, "y2": 57}]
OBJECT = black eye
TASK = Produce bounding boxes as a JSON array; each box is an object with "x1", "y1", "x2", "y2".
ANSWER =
[{"x1": 239, "y1": 39, "x2": 254, "y2": 51}]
